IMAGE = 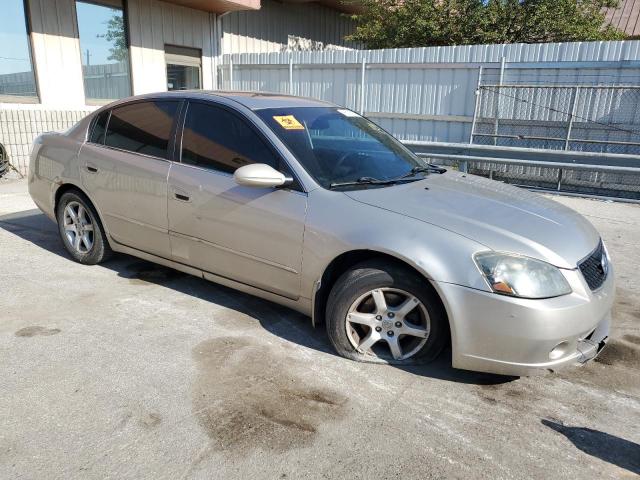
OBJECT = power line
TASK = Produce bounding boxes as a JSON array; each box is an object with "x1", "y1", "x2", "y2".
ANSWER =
[{"x1": 0, "y1": 55, "x2": 29, "y2": 61}]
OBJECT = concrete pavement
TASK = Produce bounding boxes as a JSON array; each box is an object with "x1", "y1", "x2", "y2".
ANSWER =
[{"x1": 1, "y1": 178, "x2": 638, "y2": 479}]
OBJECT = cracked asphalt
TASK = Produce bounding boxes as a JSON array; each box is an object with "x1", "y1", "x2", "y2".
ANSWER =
[{"x1": 1, "y1": 178, "x2": 638, "y2": 479}]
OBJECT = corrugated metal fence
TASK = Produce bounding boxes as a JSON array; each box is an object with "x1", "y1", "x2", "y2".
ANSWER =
[
  {"x1": 220, "y1": 40, "x2": 640, "y2": 149},
  {"x1": 219, "y1": 41, "x2": 640, "y2": 199}
]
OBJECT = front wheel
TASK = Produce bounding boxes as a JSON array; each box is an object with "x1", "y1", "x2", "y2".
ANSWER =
[
  {"x1": 56, "y1": 190, "x2": 112, "y2": 265},
  {"x1": 326, "y1": 260, "x2": 448, "y2": 365}
]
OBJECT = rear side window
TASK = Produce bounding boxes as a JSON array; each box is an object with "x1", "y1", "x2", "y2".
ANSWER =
[
  {"x1": 105, "y1": 101, "x2": 179, "y2": 159},
  {"x1": 180, "y1": 102, "x2": 278, "y2": 173},
  {"x1": 89, "y1": 110, "x2": 109, "y2": 144}
]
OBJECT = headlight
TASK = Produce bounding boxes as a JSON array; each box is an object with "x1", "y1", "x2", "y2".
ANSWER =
[{"x1": 474, "y1": 252, "x2": 572, "y2": 299}]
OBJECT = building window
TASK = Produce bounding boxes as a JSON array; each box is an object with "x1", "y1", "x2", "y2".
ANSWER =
[
  {"x1": 0, "y1": 0, "x2": 38, "y2": 101},
  {"x1": 76, "y1": 0, "x2": 131, "y2": 103},
  {"x1": 165, "y1": 46, "x2": 202, "y2": 91}
]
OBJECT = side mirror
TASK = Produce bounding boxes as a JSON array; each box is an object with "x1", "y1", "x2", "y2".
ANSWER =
[{"x1": 233, "y1": 163, "x2": 292, "y2": 188}]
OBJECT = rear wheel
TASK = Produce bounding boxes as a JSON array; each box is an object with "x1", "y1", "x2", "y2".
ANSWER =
[
  {"x1": 56, "y1": 191, "x2": 112, "y2": 264},
  {"x1": 326, "y1": 260, "x2": 448, "y2": 364}
]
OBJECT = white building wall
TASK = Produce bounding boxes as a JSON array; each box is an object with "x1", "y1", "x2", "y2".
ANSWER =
[
  {"x1": 26, "y1": 0, "x2": 86, "y2": 108},
  {"x1": 221, "y1": 0, "x2": 356, "y2": 54},
  {"x1": 13, "y1": 0, "x2": 355, "y2": 106},
  {"x1": 127, "y1": 0, "x2": 216, "y2": 95}
]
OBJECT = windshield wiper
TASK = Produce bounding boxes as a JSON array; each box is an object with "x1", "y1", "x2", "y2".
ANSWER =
[
  {"x1": 394, "y1": 165, "x2": 447, "y2": 181},
  {"x1": 329, "y1": 164, "x2": 446, "y2": 189},
  {"x1": 329, "y1": 176, "x2": 418, "y2": 189},
  {"x1": 428, "y1": 164, "x2": 447, "y2": 174}
]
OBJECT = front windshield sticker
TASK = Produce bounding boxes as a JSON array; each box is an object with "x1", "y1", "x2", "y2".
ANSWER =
[
  {"x1": 272, "y1": 115, "x2": 305, "y2": 130},
  {"x1": 337, "y1": 109, "x2": 360, "y2": 118}
]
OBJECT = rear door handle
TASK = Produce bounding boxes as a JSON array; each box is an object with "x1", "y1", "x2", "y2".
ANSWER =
[{"x1": 86, "y1": 164, "x2": 98, "y2": 173}]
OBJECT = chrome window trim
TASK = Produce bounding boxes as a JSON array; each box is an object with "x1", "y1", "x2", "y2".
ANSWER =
[
  {"x1": 170, "y1": 160, "x2": 308, "y2": 197},
  {"x1": 84, "y1": 142, "x2": 171, "y2": 163}
]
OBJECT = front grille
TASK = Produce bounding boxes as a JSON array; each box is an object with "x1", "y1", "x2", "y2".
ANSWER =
[{"x1": 578, "y1": 241, "x2": 608, "y2": 291}]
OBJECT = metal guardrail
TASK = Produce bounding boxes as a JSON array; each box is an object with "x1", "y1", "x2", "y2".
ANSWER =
[
  {"x1": 404, "y1": 141, "x2": 640, "y2": 167},
  {"x1": 406, "y1": 141, "x2": 640, "y2": 201}
]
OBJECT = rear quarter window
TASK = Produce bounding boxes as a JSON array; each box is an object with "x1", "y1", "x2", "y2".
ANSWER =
[{"x1": 89, "y1": 110, "x2": 109, "y2": 144}]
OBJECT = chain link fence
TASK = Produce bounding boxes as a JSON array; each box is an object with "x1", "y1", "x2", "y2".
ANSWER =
[{"x1": 472, "y1": 85, "x2": 640, "y2": 155}]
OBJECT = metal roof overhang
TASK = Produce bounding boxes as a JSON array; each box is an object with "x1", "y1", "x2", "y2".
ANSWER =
[
  {"x1": 164, "y1": 0, "x2": 361, "y2": 14},
  {"x1": 165, "y1": 0, "x2": 260, "y2": 13}
]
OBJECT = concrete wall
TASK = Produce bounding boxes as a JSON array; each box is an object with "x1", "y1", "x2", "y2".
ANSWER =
[{"x1": 0, "y1": 108, "x2": 92, "y2": 174}]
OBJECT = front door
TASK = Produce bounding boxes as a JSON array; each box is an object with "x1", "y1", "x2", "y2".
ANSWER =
[
  {"x1": 80, "y1": 100, "x2": 180, "y2": 257},
  {"x1": 168, "y1": 101, "x2": 307, "y2": 299}
]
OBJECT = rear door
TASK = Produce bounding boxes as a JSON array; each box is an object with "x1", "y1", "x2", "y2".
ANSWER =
[
  {"x1": 80, "y1": 100, "x2": 180, "y2": 257},
  {"x1": 167, "y1": 101, "x2": 307, "y2": 299}
]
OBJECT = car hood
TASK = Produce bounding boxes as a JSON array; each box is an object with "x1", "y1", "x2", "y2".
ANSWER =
[{"x1": 344, "y1": 171, "x2": 599, "y2": 269}]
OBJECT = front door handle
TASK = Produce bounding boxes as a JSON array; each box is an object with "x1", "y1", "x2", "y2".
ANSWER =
[
  {"x1": 170, "y1": 185, "x2": 191, "y2": 202},
  {"x1": 86, "y1": 164, "x2": 98, "y2": 173}
]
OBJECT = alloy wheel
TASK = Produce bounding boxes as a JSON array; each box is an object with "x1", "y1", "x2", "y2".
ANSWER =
[
  {"x1": 63, "y1": 201, "x2": 94, "y2": 254},
  {"x1": 345, "y1": 287, "x2": 430, "y2": 361}
]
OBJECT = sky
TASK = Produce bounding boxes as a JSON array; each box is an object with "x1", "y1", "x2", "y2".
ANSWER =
[{"x1": 0, "y1": 0, "x2": 33, "y2": 75}]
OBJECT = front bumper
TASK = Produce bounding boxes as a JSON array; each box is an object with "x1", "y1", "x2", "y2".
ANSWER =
[{"x1": 436, "y1": 263, "x2": 615, "y2": 377}]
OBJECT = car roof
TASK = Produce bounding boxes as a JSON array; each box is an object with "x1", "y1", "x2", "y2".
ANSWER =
[
  {"x1": 204, "y1": 90, "x2": 335, "y2": 110},
  {"x1": 105, "y1": 90, "x2": 336, "y2": 111}
]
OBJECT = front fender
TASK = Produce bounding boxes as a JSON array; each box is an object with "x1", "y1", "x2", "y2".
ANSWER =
[{"x1": 301, "y1": 188, "x2": 491, "y2": 302}]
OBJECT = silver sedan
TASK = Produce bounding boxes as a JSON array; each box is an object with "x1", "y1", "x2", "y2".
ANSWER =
[{"x1": 28, "y1": 91, "x2": 614, "y2": 376}]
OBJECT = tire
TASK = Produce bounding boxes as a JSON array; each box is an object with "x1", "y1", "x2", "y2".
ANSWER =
[
  {"x1": 326, "y1": 260, "x2": 448, "y2": 365},
  {"x1": 56, "y1": 190, "x2": 112, "y2": 265}
]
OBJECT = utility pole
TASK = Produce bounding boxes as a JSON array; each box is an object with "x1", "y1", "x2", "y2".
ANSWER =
[{"x1": 85, "y1": 49, "x2": 91, "y2": 66}]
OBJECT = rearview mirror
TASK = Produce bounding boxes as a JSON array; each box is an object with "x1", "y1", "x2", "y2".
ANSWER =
[{"x1": 233, "y1": 163, "x2": 292, "y2": 188}]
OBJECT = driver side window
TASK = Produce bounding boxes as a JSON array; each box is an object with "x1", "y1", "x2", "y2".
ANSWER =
[{"x1": 180, "y1": 102, "x2": 278, "y2": 174}]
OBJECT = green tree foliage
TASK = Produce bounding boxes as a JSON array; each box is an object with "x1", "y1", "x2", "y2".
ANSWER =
[
  {"x1": 98, "y1": 11, "x2": 128, "y2": 62},
  {"x1": 347, "y1": 0, "x2": 626, "y2": 49}
]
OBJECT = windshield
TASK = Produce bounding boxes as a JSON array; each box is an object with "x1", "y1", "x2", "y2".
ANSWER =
[{"x1": 255, "y1": 107, "x2": 428, "y2": 189}]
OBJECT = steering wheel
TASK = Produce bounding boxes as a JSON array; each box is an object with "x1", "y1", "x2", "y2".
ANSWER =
[{"x1": 333, "y1": 151, "x2": 370, "y2": 178}]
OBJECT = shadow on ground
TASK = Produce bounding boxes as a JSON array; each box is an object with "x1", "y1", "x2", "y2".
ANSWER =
[
  {"x1": 0, "y1": 209, "x2": 513, "y2": 386},
  {"x1": 542, "y1": 419, "x2": 640, "y2": 475}
]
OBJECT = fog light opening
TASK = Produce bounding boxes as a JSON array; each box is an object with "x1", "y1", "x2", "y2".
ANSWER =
[{"x1": 549, "y1": 341, "x2": 570, "y2": 360}]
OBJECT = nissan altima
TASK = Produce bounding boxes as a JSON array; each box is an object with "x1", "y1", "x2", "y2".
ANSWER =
[{"x1": 28, "y1": 91, "x2": 614, "y2": 376}]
